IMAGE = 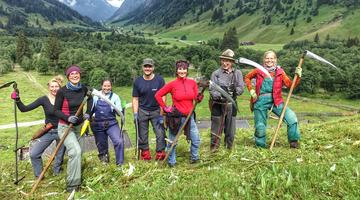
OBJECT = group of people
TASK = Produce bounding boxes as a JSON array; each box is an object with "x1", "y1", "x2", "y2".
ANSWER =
[{"x1": 10, "y1": 49, "x2": 302, "y2": 192}]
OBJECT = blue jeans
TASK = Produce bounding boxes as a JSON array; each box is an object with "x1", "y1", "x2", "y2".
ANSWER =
[
  {"x1": 30, "y1": 129, "x2": 65, "y2": 177},
  {"x1": 167, "y1": 115, "x2": 200, "y2": 165}
]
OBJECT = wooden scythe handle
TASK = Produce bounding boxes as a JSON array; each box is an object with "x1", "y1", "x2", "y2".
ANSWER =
[
  {"x1": 29, "y1": 94, "x2": 90, "y2": 195},
  {"x1": 269, "y1": 57, "x2": 304, "y2": 150}
]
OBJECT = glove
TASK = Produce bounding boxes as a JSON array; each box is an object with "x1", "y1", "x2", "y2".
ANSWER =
[
  {"x1": 295, "y1": 67, "x2": 302, "y2": 78},
  {"x1": 163, "y1": 106, "x2": 173, "y2": 113},
  {"x1": 83, "y1": 113, "x2": 90, "y2": 120},
  {"x1": 11, "y1": 90, "x2": 20, "y2": 101},
  {"x1": 157, "y1": 115, "x2": 164, "y2": 125},
  {"x1": 68, "y1": 115, "x2": 78, "y2": 124},
  {"x1": 250, "y1": 89, "x2": 257, "y2": 99},
  {"x1": 228, "y1": 84, "x2": 235, "y2": 93},
  {"x1": 196, "y1": 94, "x2": 204, "y2": 103}
]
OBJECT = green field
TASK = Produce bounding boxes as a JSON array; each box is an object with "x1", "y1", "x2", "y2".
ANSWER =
[{"x1": 0, "y1": 71, "x2": 359, "y2": 199}]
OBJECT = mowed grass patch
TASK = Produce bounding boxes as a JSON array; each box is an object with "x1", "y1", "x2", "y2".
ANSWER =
[{"x1": 1, "y1": 115, "x2": 359, "y2": 199}]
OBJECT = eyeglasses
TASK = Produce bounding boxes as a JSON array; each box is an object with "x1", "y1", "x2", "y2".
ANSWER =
[
  {"x1": 69, "y1": 71, "x2": 80, "y2": 76},
  {"x1": 143, "y1": 65, "x2": 154, "y2": 68}
]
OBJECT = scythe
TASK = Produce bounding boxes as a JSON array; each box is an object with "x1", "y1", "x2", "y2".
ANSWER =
[{"x1": 269, "y1": 50, "x2": 339, "y2": 150}]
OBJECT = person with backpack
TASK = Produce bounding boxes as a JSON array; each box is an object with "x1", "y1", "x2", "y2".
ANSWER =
[
  {"x1": 90, "y1": 79, "x2": 124, "y2": 166},
  {"x1": 11, "y1": 75, "x2": 66, "y2": 178},
  {"x1": 54, "y1": 65, "x2": 93, "y2": 192},
  {"x1": 155, "y1": 60, "x2": 203, "y2": 167},
  {"x1": 132, "y1": 58, "x2": 166, "y2": 160}
]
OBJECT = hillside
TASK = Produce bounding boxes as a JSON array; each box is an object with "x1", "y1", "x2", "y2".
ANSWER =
[
  {"x1": 0, "y1": 0, "x2": 100, "y2": 31},
  {"x1": 108, "y1": 0, "x2": 145, "y2": 22},
  {"x1": 58, "y1": 0, "x2": 117, "y2": 22},
  {"x1": 112, "y1": 0, "x2": 360, "y2": 43}
]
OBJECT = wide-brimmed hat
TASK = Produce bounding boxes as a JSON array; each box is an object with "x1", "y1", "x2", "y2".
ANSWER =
[
  {"x1": 142, "y1": 58, "x2": 154, "y2": 67},
  {"x1": 219, "y1": 49, "x2": 235, "y2": 61}
]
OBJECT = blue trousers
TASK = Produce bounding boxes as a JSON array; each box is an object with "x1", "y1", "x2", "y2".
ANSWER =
[
  {"x1": 91, "y1": 120, "x2": 124, "y2": 165},
  {"x1": 30, "y1": 129, "x2": 65, "y2": 177},
  {"x1": 167, "y1": 115, "x2": 200, "y2": 165}
]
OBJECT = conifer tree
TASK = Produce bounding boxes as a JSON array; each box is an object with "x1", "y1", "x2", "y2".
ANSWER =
[
  {"x1": 16, "y1": 31, "x2": 31, "y2": 63},
  {"x1": 314, "y1": 33, "x2": 320, "y2": 43},
  {"x1": 46, "y1": 31, "x2": 62, "y2": 73},
  {"x1": 221, "y1": 27, "x2": 239, "y2": 50}
]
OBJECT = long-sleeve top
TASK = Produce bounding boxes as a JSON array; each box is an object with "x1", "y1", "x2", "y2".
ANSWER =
[
  {"x1": 155, "y1": 77, "x2": 198, "y2": 115},
  {"x1": 54, "y1": 85, "x2": 93, "y2": 126},
  {"x1": 209, "y1": 68, "x2": 244, "y2": 100},
  {"x1": 16, "y1": 96, "x2": 59, "y2": 128},
  {"x1": 92, "y1": 91, "x2": 122, "y2": 113},
  {"x1": 244, "y1": 68, "x2": 300, "y2": 91}
]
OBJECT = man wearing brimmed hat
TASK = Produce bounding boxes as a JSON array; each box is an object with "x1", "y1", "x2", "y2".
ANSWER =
[
  {"x1": 132, "y1": 58, "x2": 166, "y2": 160},
  {"x1": 209, "y1": 49, "x2": 244, "y2": 151}
]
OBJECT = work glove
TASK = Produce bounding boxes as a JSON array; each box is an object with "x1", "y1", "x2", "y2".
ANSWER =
[
  {"x1": 163, "y1": 106, "x2": 173, "y2": 113},
  {"x1": 11, "y1": 90, "x2": 20, "y2": 101},
  {"x1": 250, "y1": 89, "x2": 257, "y2": 100},
  {"x1": 295, "y1": 67, "x2": 302, "y2": 78},
  {"x1": 83, "y1": 113, "x2": 90, "y2": 120},
  {"x1": 196, "y1": 94, "x2": 204, "y2": 103},
  {"x1": 68, "y1": 115, "x2": 79, "y2": 124}
]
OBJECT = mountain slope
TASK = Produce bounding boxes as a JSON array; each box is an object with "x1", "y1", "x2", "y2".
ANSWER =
[
  {"x1": 0, "y1": 0, "x2": 99, "y2": 29},
  {"x1": 114, "y1": 0, "x2": 360, "y2": 43},
  {"x1": 108, "y1": 0, "x2": 145, "y2": 22},
  {"x1": 58, "y1": 0, "x2": 117, "y2": 21}
]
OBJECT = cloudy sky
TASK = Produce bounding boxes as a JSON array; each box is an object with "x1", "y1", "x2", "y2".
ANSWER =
[{"x1": 106, "y1": 0, "x2": 124, "y2": 7}]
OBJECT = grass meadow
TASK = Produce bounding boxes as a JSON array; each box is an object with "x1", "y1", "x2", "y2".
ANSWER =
[{"x1": 0, "y1": 71, "x2": 359, "y2": 199}]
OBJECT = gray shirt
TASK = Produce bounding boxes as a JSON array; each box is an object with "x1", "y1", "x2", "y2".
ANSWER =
[{"x1": 209, "y1": 67, "x2": 244, "y2": 100}]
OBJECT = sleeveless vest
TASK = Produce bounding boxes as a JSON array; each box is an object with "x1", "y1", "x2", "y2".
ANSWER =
[{"x1": 254, "y1": 67, "x2": 284, "y2": 106}]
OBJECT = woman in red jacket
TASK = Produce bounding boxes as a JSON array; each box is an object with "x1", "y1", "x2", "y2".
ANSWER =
[{"x1": 155, "y1": 60, "x2": 202, "y2": 167}]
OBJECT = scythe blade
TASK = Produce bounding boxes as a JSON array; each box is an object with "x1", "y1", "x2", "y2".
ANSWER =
[
  {"x1": 305, "y1": 50, "x2": 339, "y2": 71},
  {"x1": 237, "y1": 57, "x2": 273, "y2": 80},
  {"x1": 91, "y1": 89, "x2": 125, "y2": 124},
  {"x1": 209, "y1": 81, "x2": 238, "y2": 111}
]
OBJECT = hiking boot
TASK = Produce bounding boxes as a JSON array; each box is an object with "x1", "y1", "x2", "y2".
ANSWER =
[
  {"x1": 290, "y1": 141, "x2": 299, "y2": 149},
  {"x1": 66, "y1": 185, "x2": 80, "y2": 193},
  {"x1": 141, "y1": 149, "x2": 152, "y2": 160},
  {"x1": 189, "y1": 159, "x2": 199, "y2": 164},
  {"x1": 155, "y1": 151, "x2": 166, "y2": 161},
  {"x1": 99, "y1": 154, "x2": 110, "y2": 164},
  {"x1": 168, "y1": 162, "x2": 176, "y2": 168}
]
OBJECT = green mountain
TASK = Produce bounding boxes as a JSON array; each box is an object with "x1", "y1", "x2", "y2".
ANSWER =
[
  {"x1": 115, "y1": 0, "x2": 360, "y2": 43},
  {"x1": 0, "y1": 0, "x2": 100, "y2": 31}
]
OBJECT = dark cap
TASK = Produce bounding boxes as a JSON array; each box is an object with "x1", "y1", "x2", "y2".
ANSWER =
[
  {"x1": 142, "y1": 58, "x2": 154, "y2": 67},
  {"x1": 65, "y1": 65, "x2": 81, "y2": 77}
]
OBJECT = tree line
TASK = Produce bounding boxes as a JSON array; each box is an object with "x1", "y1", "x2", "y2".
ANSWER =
[{"x1": 0, "y1": 28, "x2": 359, "y2": 99}]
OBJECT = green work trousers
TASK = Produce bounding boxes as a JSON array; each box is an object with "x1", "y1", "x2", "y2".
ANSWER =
[
  {"x1": 58, "y1": 124, "x2": 83, "y2": 187},
  {"x1": 253, "y1": 95, "x2": 300, "y2": 147}
]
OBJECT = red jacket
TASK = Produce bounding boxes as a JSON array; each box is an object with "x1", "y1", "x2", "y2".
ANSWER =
[
  {"x1": 155, "y1": 77, "x2": 198, "y2": 115},
  {"x1": 244, "y1": 67, "x2": 300, "y2": 106}
]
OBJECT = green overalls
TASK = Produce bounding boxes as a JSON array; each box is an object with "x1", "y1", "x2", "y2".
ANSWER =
[{"x1": 253, "y1": 78, "x2": 300, "y2": 147}]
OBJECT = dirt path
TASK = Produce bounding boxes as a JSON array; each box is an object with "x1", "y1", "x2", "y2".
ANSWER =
[{"x1": 22, "y1": 71, "x2": 47, "y2": 95}]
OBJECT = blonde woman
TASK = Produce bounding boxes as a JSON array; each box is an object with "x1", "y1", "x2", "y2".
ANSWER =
[
  {"x1": 244, "y1": 50, "x2": 302, "y2": 148},
  {"x1": 11, "y1": 75, "x2": 66, "y2": 178}
]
